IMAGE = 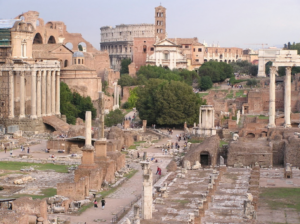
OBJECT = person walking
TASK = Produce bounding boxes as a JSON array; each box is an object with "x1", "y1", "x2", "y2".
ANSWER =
[
  {"x1": 156, "y1": 166, "x2": 160, "y2": 175},
  {"x1": 158, "y1": 167, "x2": 162, "y2": 176},
  {"x1": 27, "y1": 147, "x2": 30, "y2": 154},
  {"x1": 94, "y1": 200, "x2": 98, "y2": 208},
  {"x1": 4, "y1": 147, "x2": 6, "y2": 153},
  {"x1": 137, "y1": 152, "x2": 140, "y2": 159},
  {"x1": 101, "y1": 198, "x2": 106, "y2": 210}
]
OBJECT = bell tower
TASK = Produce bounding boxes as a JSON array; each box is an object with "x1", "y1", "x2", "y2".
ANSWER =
[{"x1": 155, "y1": 5, "x2": 166, "y2": 41}]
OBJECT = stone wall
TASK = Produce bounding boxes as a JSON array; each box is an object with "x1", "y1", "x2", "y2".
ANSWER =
[
  {"x1": 57, "y1": 177, "x2": 89, "y2": 201},
  {"x1": 284, "y1": 136, "x2": 300, "y2": 167}
]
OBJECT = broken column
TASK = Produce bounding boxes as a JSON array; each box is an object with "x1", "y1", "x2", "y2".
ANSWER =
[
  {"x1": 268, "y1": 66, "x2": 276, "y2": 128},
  {"x1": 133, "y1": 205, "x2": 141, "y2": 224},
  {"x1": 284, "y1": 67, "x2": 292, "y2": 128},
  {"x1": 140, "y1": 161, "x2": 153, "y2": 219},
  {"x1": 95, "y1": 92, "x2": 107, "y2": 161},
  {"x1": 80, "y1": 111, "x2": 96, "y2": 169},
  {"x1": 142, "y1": 120, "x2": 147, "y2": 132},
  {"x1": 113, "y1": 81, "x2": 119, "y2": 110}
]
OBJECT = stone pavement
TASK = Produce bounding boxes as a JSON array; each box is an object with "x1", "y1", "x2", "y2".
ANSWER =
[{"x1": 58, "y1": 129, "x2": 185, "y2": 224}]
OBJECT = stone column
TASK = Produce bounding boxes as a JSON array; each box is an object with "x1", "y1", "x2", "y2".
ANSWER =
[
  {"x1": 117, "y1": 85, "x2": 120, "y2": 107},
  {"x1": 41, "y1": 70, "x2": 47, "y2": 116},
  {"x1": 140, "y1": 161, "x2": 153, "y2": 219},
  {"x1": 98, "y1": 92, "x2": 105, "y2": 139},
  {"x1": 8, "y1": 70, "x2": 14, "y2": 119},
  {"x1": 55, "y1": 71, "x2": 61, "y2": 116},
  {"x1": 268, "y1": 66, "x2": 276, "y2": 128},
  {"x1": 284, "y1": 67, "x2": 292, "y2": 128},
  {"x1": 51, "y1": 71, "x2": 56, "y2": 114},
  {"x1": 47, "y1": 70, "x2": 52, "y2": 116},
  {"x1": 30, "y1": 70, "x2": 37, "y2": 119},
  {"x1": 36, "y1": 71, "x2": 42, "y2": 118},
  {"x1": 19, "y1": 71, "x2": 25, "y2": 119},
  {"x1": 199, "y1": 106, "x2": 202, "y2": 128}
]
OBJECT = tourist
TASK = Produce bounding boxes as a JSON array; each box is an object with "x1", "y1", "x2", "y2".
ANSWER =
[
  {"x1": 27, "y1": 147, "x2": 30, "y2": 153},
  {"x1": 164, "y1": 148, "x2": 168, "y2": 155},
  {"x1": 4, "y1": 147, "x2": 6, "y2": 153},
  {"x1": 137, "y1": 152, "x2": 140, "y2": 158},
  {"x1": 156, "y1": 166, "x2": 160, "y2": 175},
  {"x1": 101, "y1": 198, "x2": 106, "y2": 210},
  {"x1": 94, "y1": 200, "x2": 98, "y2": 208},
  {"x1": 158, "y1": 167, "x2": 162, "y2": 176}
]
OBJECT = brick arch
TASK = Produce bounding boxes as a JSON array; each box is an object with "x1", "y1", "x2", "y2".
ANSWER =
[{"x1": 33, "y1": 33, "x2": 43, "y2": 44}]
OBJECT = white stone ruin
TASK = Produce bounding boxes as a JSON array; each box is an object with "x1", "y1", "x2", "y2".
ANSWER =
[{"x1": 193, "y1": 105, "x2": 216, "y2": 137}]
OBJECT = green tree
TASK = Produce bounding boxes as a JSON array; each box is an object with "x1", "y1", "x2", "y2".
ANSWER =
[
  {"x1": 118, "y1": 74, "x2": 136, "y2": 87},
  {"x1": 198, "y1": 61, "x2": 233, "y2": 83},
  {"x1": 250, "y1": 65, "x2": 258, "y2": 76},
  {"x1": 246, "y1": 79, "x2": 258, "y2": 87},
  {"x1": 128, "y1": 87, "x2": 138, "y2": 108},
  {"x1": 200, "y1": 76, "x2": 213, "y2": 90},
  {"x1": 104, "y1": 109, "x2": 124, "y2": 127},
  {"x1": 136, "y1": 79, "x2": 206, "y2": 127},
  {"x1": 120, "y1": 58, "x2": 131, "y2": 74},
  {"x1": 78, "y1": 44, "x2": 83, "y2": 51}
]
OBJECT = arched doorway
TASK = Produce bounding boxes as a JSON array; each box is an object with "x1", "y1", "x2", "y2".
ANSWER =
[
  {"x1": 260, "y1": 131, "x2": 267, "y2": 137},
  {"x1": 200, "y1": 151, "x2": 211, "y2": 166},
  {"x1": 33, "y1": 33, "x2": 43, "y2": 44},
  {"x1": 48, "y1": 36, "x2": 56, "y2": 44},
  {"x1": 246, "y1": 133, "x2": 255, "y2": 138}
]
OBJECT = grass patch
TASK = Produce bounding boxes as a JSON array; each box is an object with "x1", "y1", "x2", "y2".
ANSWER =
[
  {"x1": 124, "y1": 109, "x2": 132, "y2": 115},
  {"x1": 247, "y1": 115, "x2": 269, "y2": 120},
  {"x1": 152, "y1": 140, "x2": 159, "y2": 143},
  {"x1": 260, "y1": 188, "x2": 300, "y2": 211},
  {"x1": 124, "y1": 169, "x2": 138, "y2": 179},
  {"x1": 188, "y1": 139, "x2": 203, "y2": 144},
  {"x1": 225, "y1": 93, "x2": 233, "y2": 99},
  {"x1": 128, "y1": 145, "x2": 137, "y2": 150},
  {"x1": 0, "y1": 162, "x2": 69, "y2": 173},
  {"x1": 198, "y1": 92, "x2": 209, "y2": 98},
  {"x1": 134, "y1": 141, "x2": 146, "y2": 145},
  {"x1": 12, "y1": 188, "x2": 57, "y2": 199},
  {"x1": 219, "y1": 140, "x2": 228, "y2": 147},
  {"x1": 235, "y1": 90, "x2": 247, "y2": 98}
]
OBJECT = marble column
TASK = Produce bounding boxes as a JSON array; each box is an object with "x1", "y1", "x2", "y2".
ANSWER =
[
  {"x1": 36, "y1": 71, "x2": 42, "y2": 118},
  {"x1": 284, "y1": 67, "x2": 292, "y2": 128},
  {"x1": 268, "y1": 66, "x2": 276, "y2": 128},
  {"x1": 51, "y1": 71, "x2": 56, "y2": 114},
  {"x1": 31, "y1": 70, "x2": 37, "y2": 119},
  {"x1": 19, "y1": 71, "x2": 25, "y2": 119},
  {"x1": 114, "y1": 82, "x2": 117, "y2": 106},
  {"x1": 117, "y1": 85, "x2": 119, "y2": 107},
  {"x1": 41, "y1": 70, "x2": 47, "y2": 116},
  {"x1": 199, "y1": 106, "x2": 202, "y2": 128},
  {"x1": 55, "y1": 71, "x2": 60, "y2": 116},
  {"x1": 85, "y1": 111, "x2": 92, "y2": 147},
  {"x1": 46, "y1": 70, "x2": 52, "y2": 116},
  {"x1": 8, "y1": 70, "x2": 14, "y2": 119}
]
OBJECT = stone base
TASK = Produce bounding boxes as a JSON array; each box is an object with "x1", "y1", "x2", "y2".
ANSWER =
[
  {"x1": 0, "y1": 117, "x2": 47, "y2": 133},
  {"x1": 94, "y1": 139, "x2": 107, "y2": 158},
  {"x1": 267, "y1": 124, "x2": 276, "y2": 128},
  {"x1": 113, "y1": 105, "x2": 119, "y2": 110},
  {"x1": 284, "y1": 124, "x2": 292, "y2": 128},
  {"x1": 193, "y1": 127, "x2": 216, "y2": 137}
]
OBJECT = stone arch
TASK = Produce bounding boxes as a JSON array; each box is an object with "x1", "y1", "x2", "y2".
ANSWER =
[
  {"x1": 33, "y1": 33, "x2": 43, "y2": 44},
  {"x1": 46, "y1": 22, "x2": 54, "y2": 29},
  {"x1": 260, "y1": 131, "x2": 267, "y2": 137},
  {"x1": 47, "y1": 36, "x2": 56, "y2": 44},
  {"x1": 200, "y1": 151, "x2": 211, "y2": 166},
  {"x1": 246, "y1": 133, "x2": 255, "y2": 138},
  {"x1": 65, "y1": 42, "x2": 73, "y2": 51},
  {"x1": 78, "y1": 42, "x2": 87, "y2": 52}
]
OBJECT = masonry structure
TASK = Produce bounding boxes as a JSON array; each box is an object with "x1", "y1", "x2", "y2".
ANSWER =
[{"x1": 193, "y1": 105, "x2": 216, "y2": 137}]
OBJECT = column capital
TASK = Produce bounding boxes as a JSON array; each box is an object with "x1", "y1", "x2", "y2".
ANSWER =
[{"x1": 286, "y1": 66, "x2": 292, "y2": 73}]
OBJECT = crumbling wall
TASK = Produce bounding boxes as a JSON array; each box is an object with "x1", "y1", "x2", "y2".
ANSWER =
[
  {"x1": 284, "y1": 136, "x2": 300, "y2": 167},
  {"x1": 57, "y1": 177, "x2": 89, "y2": 201}
]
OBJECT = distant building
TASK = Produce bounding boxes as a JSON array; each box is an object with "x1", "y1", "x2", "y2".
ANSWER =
[{"x1": 204, "y1": 47, "x2": 243, "y2": 63}]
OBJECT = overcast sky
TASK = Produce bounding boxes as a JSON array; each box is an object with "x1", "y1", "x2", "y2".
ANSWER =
[{"x1": 1, "y1": 0, "x2": 299, "y2": 50}]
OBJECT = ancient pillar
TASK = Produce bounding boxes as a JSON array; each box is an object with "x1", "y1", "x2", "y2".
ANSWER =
[
  {"x1": 81, "y1": 111, "x2": 96, "y2": 168},
  {"x1": 140, "y1": 161, "x2": 153, "y2": 219},
  {"x1": 8, "y1": 70, "x2": 14, "y2": 119},
  {"x1": 199, "y1": 106, "x2": 202, "y2": 128},
  {"x1": 47, "y1": 70, "x2": 52, "y2": 116},
  {"x1": 36, "y1": 71, "x2": 42, "y2": 118},
  {"x1": 19, "y1": 71, "x2": 25, "y2": 119},
  {"x1": 113, "y1": 81, "x2": 119, "y2": 110},
  {"x1": 117, "y1": 85, "x2": 120, "y2": 108},
  {"x1": 284, "y1": 67, "x2": 292, "y2": 128},
  {"x1": 41, "y1": 70, "x2": 47, "y2": 116},
  {"x1": 98, "y1": 92, "x2": 105, "y2": 139},
  {"x1": 236, "y1": 110, "x2": 240, "y2": 125},
  {"x1": 143, "y1": 120, "x2": 147, "y2": 132},
  {"x1": 30, "y1": 70, "x2": 37, "y2": 119},
  {"x1": 51, "y1": 71, "x2": 56, "y2": 115},
  {"x1": 55, "y1": 71, "x2": 61, "y2": 116},
  {"x1": 268, "y1": 66, "x2": 276, "y2": 128}
]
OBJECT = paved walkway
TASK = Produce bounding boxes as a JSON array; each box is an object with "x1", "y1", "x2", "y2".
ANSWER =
[{"x1": 59, "y1": 129, "x2": 185, "y2": 224}]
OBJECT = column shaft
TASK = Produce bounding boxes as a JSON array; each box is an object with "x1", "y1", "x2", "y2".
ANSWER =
[
  {"x1": 268, "y1": 66, "x2": 276, "y2": 128},
  {"x1": 284, "y1": 67, "x2": 292, "y2": 127},
  {"x1": 85, "y1": 111, "x2": 92, "y2": 146},
  {"x1": 8, "y1": 70, "x2": 14, "y2": 119},
  {"x1": 36, "y1": 71, "x2": 42, "y2": 117},
  {"x1": 47, "y1": 70, "x2": 52, "y2": 115},
  {"x1": 51, "y1": 71, "x2": 56, "y2": 114},
  {"x1": 56, "y1": 71, "x2": 60, "y2": 116},
  {"x1": 199, "y1": 107, "x2": 202, "y2": 128},
  {"x1": 31, "y1": 70, "x2": 37, "y2": 119},
  {"x1": 19, "y1": 71, "x2": 25, "y2": 118},
  {"x1": 41, "y1": 70, "x2": 47, "y2": 116}
]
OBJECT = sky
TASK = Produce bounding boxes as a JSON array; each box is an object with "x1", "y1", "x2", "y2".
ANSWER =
[{"x1": 1, "y1": 0, "x2": 299, "y2": 50}]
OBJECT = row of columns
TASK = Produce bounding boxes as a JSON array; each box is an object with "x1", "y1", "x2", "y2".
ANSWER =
[
  {"x1": 199, "y1": 106, "x2": 215, "y2": 129},
  {"x1": 268, "y1": 66, "x2": 291, "y2": 128},
  {"x1": 8, "y1": 69, "x2": 60, "y2": 119}
]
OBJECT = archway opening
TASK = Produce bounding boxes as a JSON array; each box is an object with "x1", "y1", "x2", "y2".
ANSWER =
[
  {"x1": 46, "y1": 22, "x2": 54, "y2": 29},
  {"x1": 246, "y1": 133, "x2": 255, "y2": 138},
  {"x1": 65, "y1": 42, "x2": 73, "y2": 51},
  {"x1": 33, "y1": 33, "x2": 43, "y2": 44},
  {"x1": 78, "y1": 42, "x2": 86, "y2": 52},
  {"x1": 48, "y1": 36, "x2": 56, "y2": 44},
  {"x1": 200, "y1": 151, "x2": 211, "y2": 166},
  {"x1": 260, "y1": 131, "x2": 267, "y2": 137}
]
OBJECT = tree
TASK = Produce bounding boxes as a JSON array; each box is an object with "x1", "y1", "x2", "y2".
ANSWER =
[
  {"x1": 128, "y1": 87, "x2": 138, "y2": 108},
  {"x1": 104, "y1": 109, "x2": 124, "y2": 127},
  {"x1": 246, "y1": 79, "x2": 258, "y2": 87},
  {"x1": 118, "y1": 74, "x2": 136, "y2": 87},
  {"x1": 78, "y1": 44, "x2": 83, "y2": 51},
  {"x1": 250, "y1": 65, "x2": 258, "y2": 76},
  {"x1": 198, "y1": 61, "x2": 233, "y2": 83},
  {"x1": 60, "y1": 82, "x2": 96, "y2": 124},
  {"x1": 120, "y1": 58, "x2": 131, "y2": 74},
  {"x1": 136, "y1": 79, "x2": 206, "y2": 126},
  {"x1": 200, "y1": 76, "x2": 213, "y2": 90}
]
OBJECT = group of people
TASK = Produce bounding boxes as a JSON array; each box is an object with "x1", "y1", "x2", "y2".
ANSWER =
[
  {"x1": 94, "y1": 198, "x2": 106, "y2": 209},
  {"x1": 167, "y1": 129, "x2": 173, "y2": 135}
]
